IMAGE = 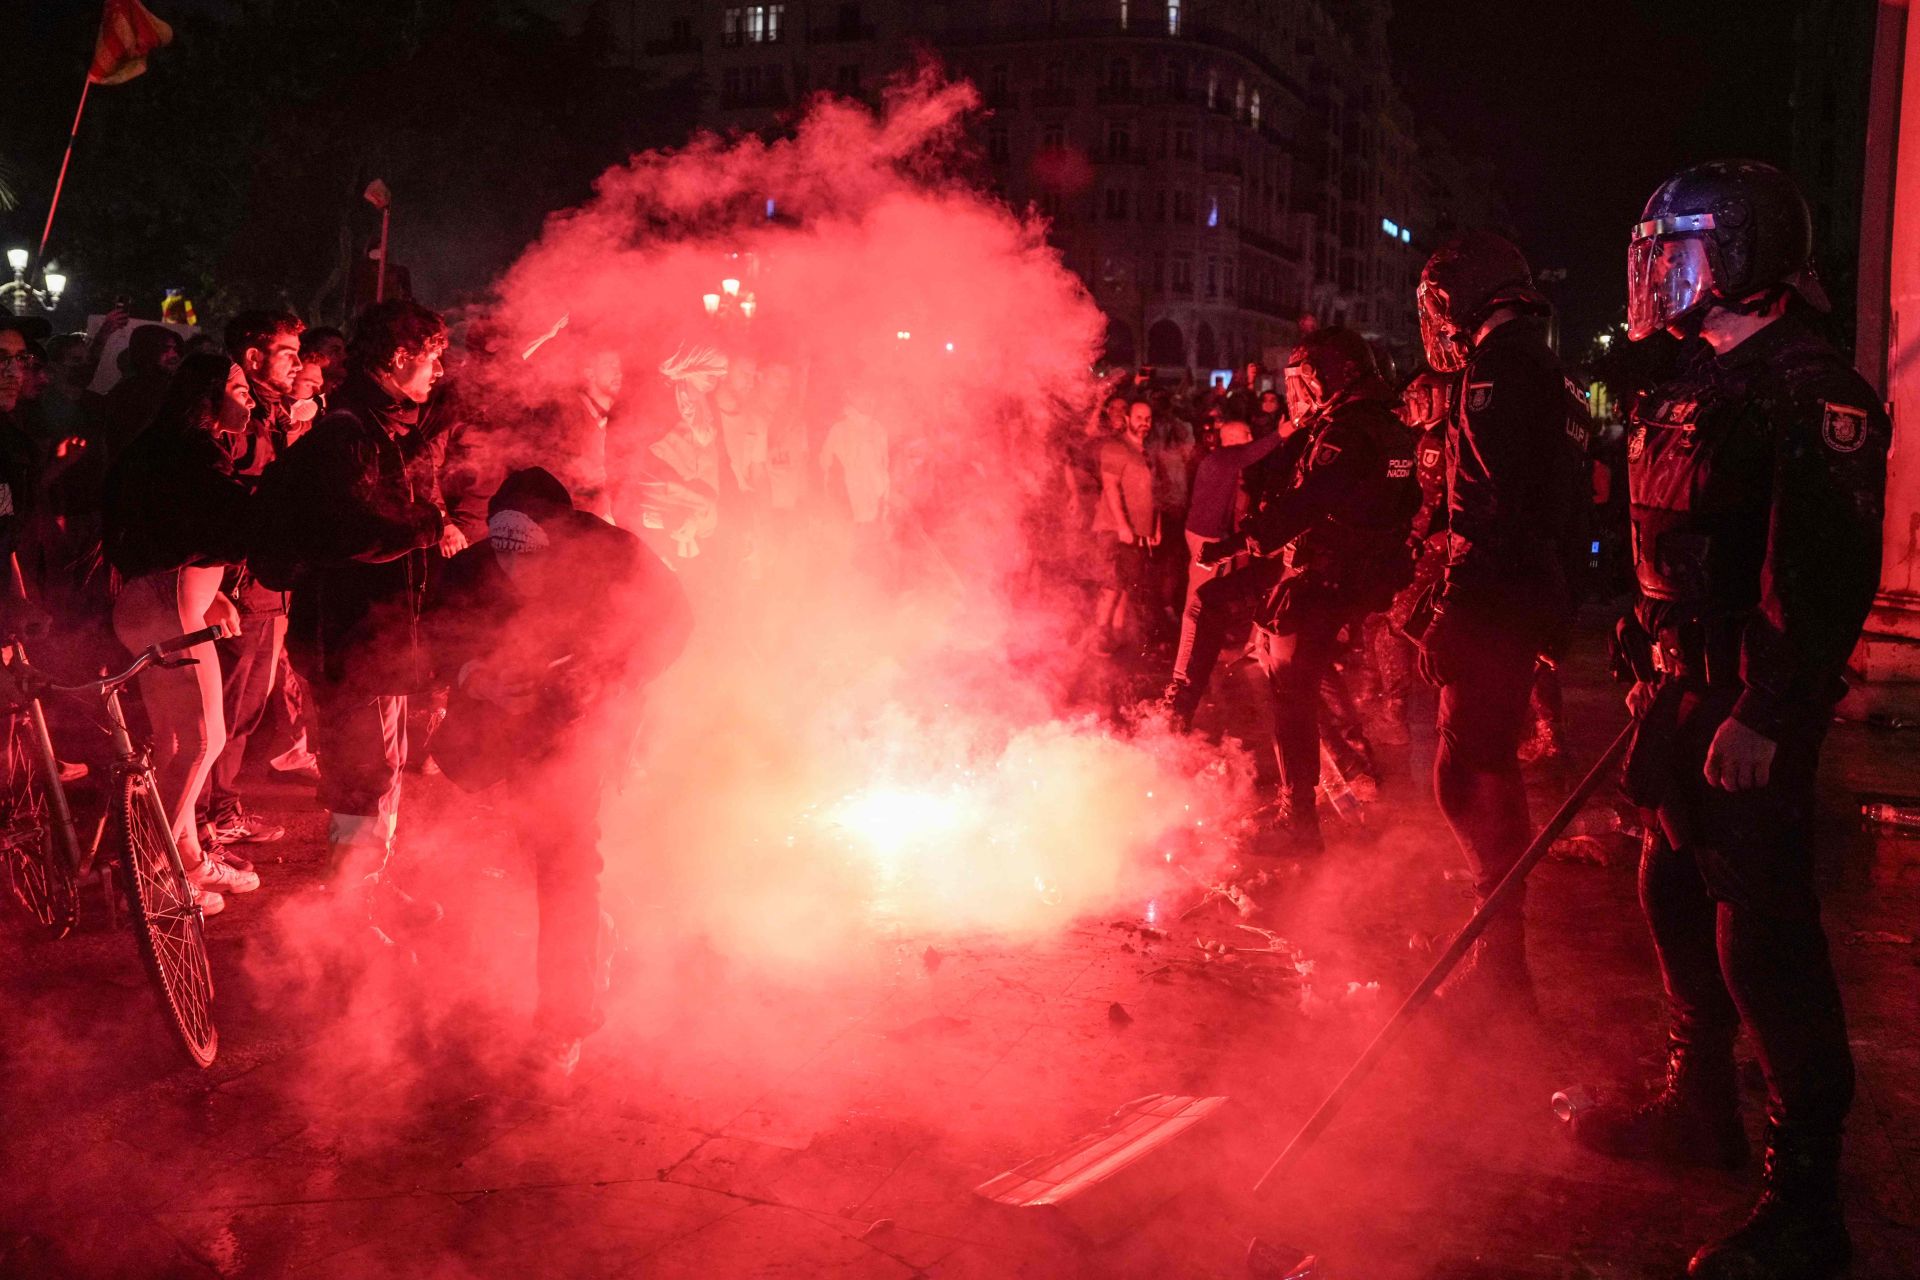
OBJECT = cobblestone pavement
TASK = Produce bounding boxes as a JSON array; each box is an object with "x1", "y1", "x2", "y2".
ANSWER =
[{"x1": 3, "y1": 626, "x2": 1917, "y2": 1279}]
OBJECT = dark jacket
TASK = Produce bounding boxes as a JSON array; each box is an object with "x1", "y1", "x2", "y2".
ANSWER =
[
  {"x1": 101, "y1": 419, "x2": 252, "y2": 581},
  {"x1": 254, "y1": 372, "x2": 442, "y2": 694},
  {"x1": 1441, "y1": 315, "x2": 1583, "y2": 628},
  {"x1": 424, "y1": 512, "x2": 692, "y2": 788},
  {"x1": 1245, "y1": 394, "x2": 1420, "y2": 616},
  {"x1": 1621, "y1": 315, "x2": 1890, "y2": 737}
]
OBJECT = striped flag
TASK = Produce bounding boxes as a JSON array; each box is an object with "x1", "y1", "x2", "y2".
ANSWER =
[{"x1": 88, "y1": 0, "x2": 173, "y2": 86}]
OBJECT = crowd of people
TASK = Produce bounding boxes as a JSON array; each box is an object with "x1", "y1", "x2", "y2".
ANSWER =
[
  {"x1": 0, "y1": 154, "x2": 1892, "y2": 1280},
  {"x1": 1051, "y1": 160, "x2": 1889, "y2": 1280}
]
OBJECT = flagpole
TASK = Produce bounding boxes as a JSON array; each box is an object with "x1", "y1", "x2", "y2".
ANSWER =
[{"x1": 37, "y1": 75, "x2": 94, "y2": 262}]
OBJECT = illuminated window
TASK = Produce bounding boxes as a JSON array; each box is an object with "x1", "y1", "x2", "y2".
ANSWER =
[
  {"x1": 1401, "y1": 227, "x2": 1412, "y2": 243},
  {"x1": 1167, "y1": 0, "x2": 1183, "y2": 35},
  {"x1": 1381, "y1": 217, "x2": 1400, "y2": 237},
  {"x1": 722, "y1": 7, "x2": 743, "y2": 45},
  {"x1": 1206, "y1": 69, "x2": 1219, "y2": 109},
  {"x1": 1234, "y1": 80, "x2": 1246, "y2": 117},
  {"x1": 1120, "y1": 0, "x2": 1130, "y2": 28},
  {"x1": 1206, "y1": 193, "x2": 1219, "y2": 227},
  {"x1": 1106, "y1": 120, "x2": 1132, "y2": 159},
  {"x1": 1249, "y1": 89, "x2": 1261, "y2": 129},
  {"x1": 1105, "y1": 188, "x2": 1129, "y2": 219},
  {"x1": 744, "y1": 3, "x2": 784, "y2": 43}
]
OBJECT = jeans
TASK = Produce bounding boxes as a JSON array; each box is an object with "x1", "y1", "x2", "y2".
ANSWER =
[
  {"x1": 1640, "y1": 686, "x2": 1854, "y2": 1139},
  {"x1": 196, "y1": 612, "x2": 287, "y2": 824},
  {"x1": 112, "y1": 565, "x2": 226, "y2": 866},
  {"x1": 310, "y1": 682, "x2": 407, "y2": 883},
  {"x1": 509, "y1": 748, "x2": 608, "y2": 1037}
]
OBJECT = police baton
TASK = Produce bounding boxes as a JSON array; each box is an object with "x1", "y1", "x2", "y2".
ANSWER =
[{"x1": 1251, "y1": 720, "x2": 1635, "y2": 1196}]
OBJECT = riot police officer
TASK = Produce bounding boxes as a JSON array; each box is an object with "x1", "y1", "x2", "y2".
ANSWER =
[
  {"x1": 1568, "y1": 161, "x2": 1887, "y2": 1280},
  {"x1": 1241, "y1": 328, "x2": 1418, "y2": 855},
  {"x1": 1411, "y1": 232, "x2": 1582, "y2": 1015}
]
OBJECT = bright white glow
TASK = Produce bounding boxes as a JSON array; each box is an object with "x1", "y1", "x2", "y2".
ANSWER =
[
  {"x1": 832, "y1": 785, "x2": 966, "y2": 869},
  {"x1": 5, "y1": 249, "x2": 26, "y2": 273},
  {"x1": 721, "y1": 277, "x2": 741, "y2": 296},
  {"x1": 944, "y1": 341, "x2": 954, "y2": 352},
  {"x1": 896, "y1": 329, "x2": 911, "y2": 340},
  {"x1": 740, "y1": 298, "x2": 757, "y2": 318},
  {"x1": 1167, "y1": 0, "x2": 1182, "y2": 36},
  {"x1": 1382, "y1": 217, "x2": 1400, "y2": 238},
  {"x1": 703, "y1": 293, "x2": 722, "y2": 315},
  {"x1": 43, "y1": 272, "x2": 66, "y2": 297},
  {"x1": 1400, "y1": 227, "x2": 1411, "y2": 243},
  {"x1": 1597, "y1": 332, "x2": 1613, "y2": 350}
]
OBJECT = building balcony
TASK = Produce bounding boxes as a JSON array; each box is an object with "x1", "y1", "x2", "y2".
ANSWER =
[{"x1": 1239, "y1": 226, "x2": 1304, "y2": 262}]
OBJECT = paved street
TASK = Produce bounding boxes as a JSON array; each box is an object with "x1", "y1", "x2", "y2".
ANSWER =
[{"x1": 4, "y1": 627, "x2": 1918, "y2": 1279}]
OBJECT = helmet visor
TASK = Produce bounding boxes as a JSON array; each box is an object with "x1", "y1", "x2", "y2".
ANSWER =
[
  {"x1": 1417, "y1": 281, "x2": 1465, "y2": 372},
  {"x1": 1284, "y1": 364, "x2": 1322, "y2": 424},
  {"x1": 1627, "y1": 234, "x2": 1713, "y2": 341}
]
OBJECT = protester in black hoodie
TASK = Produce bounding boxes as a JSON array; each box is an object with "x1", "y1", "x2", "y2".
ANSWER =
[
  {"x1": 252, "y1": 300, "x2": 447, "y2": 943},
  {"x1": 102, "y1": 353, "x2": 266, "y2": 916}
]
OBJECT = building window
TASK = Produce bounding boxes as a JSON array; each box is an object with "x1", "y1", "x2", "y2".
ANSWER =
[
  {"x1": 1206, "y1": 193, "x2": 1219, "y2": 227},
  {"x1": 1173, "y1": 190, "x2": 1195, "y2": 223},
  {"x1": 740, "y1": 4, "x2": 784, "y2": 43},
  {"x1": 1105, "y1": 188, "x2": 1129, "y2": 220},
  {"x1": 1249, "y1": 89, "x2": 1261, "y2": 129},
  {"x1": 723, "y1": 7, "x2": 743, "y2": 46},
  {"x1": 670, "y1": 17, "x2": 693, "y2": 43},
  {"x1": 1206, "y1": 68, "x2": 1219, "y2": 109},
  {"x1": 1151, "y1": 189, "x2": 1167, "y2": 222},
  {"x1": 1173, "y1": 126, "x2": 1194, "y2": 158},
  {"x1": 987, "y1": 124, "x2": 1010, "y2": 163},
  {"x1": 1108, "y1": 58, "x2": 1131, "y2": 89},
  {"x1": 1042, "y1": 123, "x2": 1065, "y2": 149},
  {"x1": 1171, "y1": 257, "x2": 1193, "y2": 295},
  {"x1": 1206, "y1": 258, "x2": 1218, "y2": 299},
  {"x1": 988, "y1": 64, "x2": 1009, "y2": 98},
  {"x1": 1119, "y1": 0, "x2": 1130, "y2": 29},
  {"x1": 836, "y1": 64, "x2": 861, "y2": 93},
  {"x1": 1044, "y1": 61, "x2": 1065, "y2": 92},
  {"x1": 1166, "y1": 60, "x2": 1187, "y2": 98},
  {"x1": 1106, "y1": 121, "x2": 1132, "y2": 159},
  {"x1": 1167, "y1": 0, "x2": 1183, "y2": 36},
  {"x1": 1235, "y1": 80, "x2": 1247, "y2": 117}
]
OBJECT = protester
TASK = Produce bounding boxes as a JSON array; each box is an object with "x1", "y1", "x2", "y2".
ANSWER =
[
  {"x1": 298, "y1": 326, "x2": 349, "y2": 405},
  {"x1": 191, "y1": 310, "x2": 308, "y2": 854},
  {"x1": 1087, "y1": 399, "x2": 1157, "y2": 653},
  {"x1": 425, "y1": 467, "x2": 691, "y2": 1072},
  {"x1": 100, "y1": 353, "x2": 266, "y2": 915},
  {"x1": 99, "y1": 323, "x2": 184, "y2": 456},
  {"x1": 253, "y1": 299, "x2": 449, "y2": 944}
]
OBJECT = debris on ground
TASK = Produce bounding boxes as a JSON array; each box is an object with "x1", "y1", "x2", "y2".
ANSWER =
[
  {"x1": 858, "y1": 1218, "x2": 895, "y2": 1240},
  {"x1": 921, "y1": 945, "x2": 943, "y2": 975},
  {"x1": 1108, "y1": 1001, "x2": 1133, "y2": 1028}
]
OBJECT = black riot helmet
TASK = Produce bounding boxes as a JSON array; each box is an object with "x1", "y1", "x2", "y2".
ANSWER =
[
  {"x1": 1626, "y1": 159, "x2": 1828, "y2": 342},
  {"x1": 1416, "y1": 230, "x2": 1549, "y2": 373},
  {"x1": 1284, "y1": 327, "x2": 1385, "y2": 427}
]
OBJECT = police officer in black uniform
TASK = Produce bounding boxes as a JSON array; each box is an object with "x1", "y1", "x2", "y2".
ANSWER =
[
  {"x1": 1568, "y1": 161, "x2": 1887, "y2": 1280},
  {"x1": 1240, "y1": 328, "x2": 1418, "y2": 855},
  {"x1": 1413, "y1": 231, "x2": 1583, "y2": 1013}
]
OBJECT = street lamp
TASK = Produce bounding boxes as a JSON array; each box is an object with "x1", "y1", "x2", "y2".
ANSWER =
[{"x1": 3, "y1": 247, "x2": 68, "y2": 316}]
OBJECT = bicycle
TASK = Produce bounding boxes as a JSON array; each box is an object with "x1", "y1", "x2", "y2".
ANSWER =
[{"x1": 3, "y1": 623, "x2": 230, "y2": 1067}]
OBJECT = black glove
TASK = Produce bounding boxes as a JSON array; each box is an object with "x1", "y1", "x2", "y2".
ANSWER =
[{"x1": 1416, "y1": 607, "x2": 1466, "y2": 688}]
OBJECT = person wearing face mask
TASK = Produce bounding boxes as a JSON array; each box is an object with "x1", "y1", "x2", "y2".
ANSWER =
[
  {"x1": 251, "y1": 300, "x2": 450, "y2": 945},
  {"x1": 1238, "y1": 329, "x2": 1418, "y2": 855},
  {"x1": 101, "y1": 355, "x2": 266, "y2": 916},
  {"x1": 425, "y1": 467, "x2": 690, "y2": 1074},
  {"x1": 190, "y1": 310, "x2": 309, "y2": 855}
]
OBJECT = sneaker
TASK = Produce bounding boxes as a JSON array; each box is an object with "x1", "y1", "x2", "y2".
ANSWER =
[
  {"x1": 209, "y1": 843, "x2": 256, "y2": 875},
  {"x1": 210, "y1": 809, "x2": 286, "y2": 845},
  {"x1": 189, "y1": 882, "x2": 226, "y2": 918},
  {"x1": 268, "y1": 744, "x2": 322, "y2": 783},
  {"x1": 191, "y1": 857, "x2": 260, "y2": 895}
]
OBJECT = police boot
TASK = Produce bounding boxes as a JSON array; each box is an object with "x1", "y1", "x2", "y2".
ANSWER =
[
  {"x1": 1687, "y1": 1127, "x2": 1849, "y2": 1280},
  {"x1": 1434, "y1": 904, "x2": 1538, "y2": 1024},
  {"x1": 1569, "y1": 1038, "x2": 1748, "y2": 1171},
  {"x1": 1257, "y1": 797, "x2": 1324, "y2": 858}
]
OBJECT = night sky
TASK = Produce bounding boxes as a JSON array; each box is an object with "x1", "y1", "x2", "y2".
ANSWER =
[
  {"x1": 3, "y1": 0, "x2": 1814, "y2": 341},
  {"x1": 1390, "y1": 0, "x2": 1806, "y2": 343}
]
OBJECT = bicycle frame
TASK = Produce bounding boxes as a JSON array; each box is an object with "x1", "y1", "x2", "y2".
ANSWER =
[{"x1": 2, "y1": 641, "x2": 84, "y2": 877}]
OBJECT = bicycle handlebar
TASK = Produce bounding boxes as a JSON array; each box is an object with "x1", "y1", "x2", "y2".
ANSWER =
[{"x1": 157, "y1": 624, "x2": 228, "y2": 657}]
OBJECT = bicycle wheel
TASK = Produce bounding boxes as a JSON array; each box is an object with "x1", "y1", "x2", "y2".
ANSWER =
[
  {"x1": 115, "y1": 768, "x2": 217, "y2": 1067},
  {"x1": 2, "y1": 709, "x2": 79, "y2": 939}
]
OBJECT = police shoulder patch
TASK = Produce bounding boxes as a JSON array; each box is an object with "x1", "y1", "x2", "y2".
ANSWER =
[
  {"x1": 1311, "y1": 439, "x2": 1342, "y2": 467},
  {"x1": 1820, "y1": 400, "x2": 1868, "y2": 454},
  {"x1": 1419, "y1": 446, "x2": 1441, "y2": 469},
  {"x1": 1467, "y1": 381, "x2": 1494, "y2": 411}
]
